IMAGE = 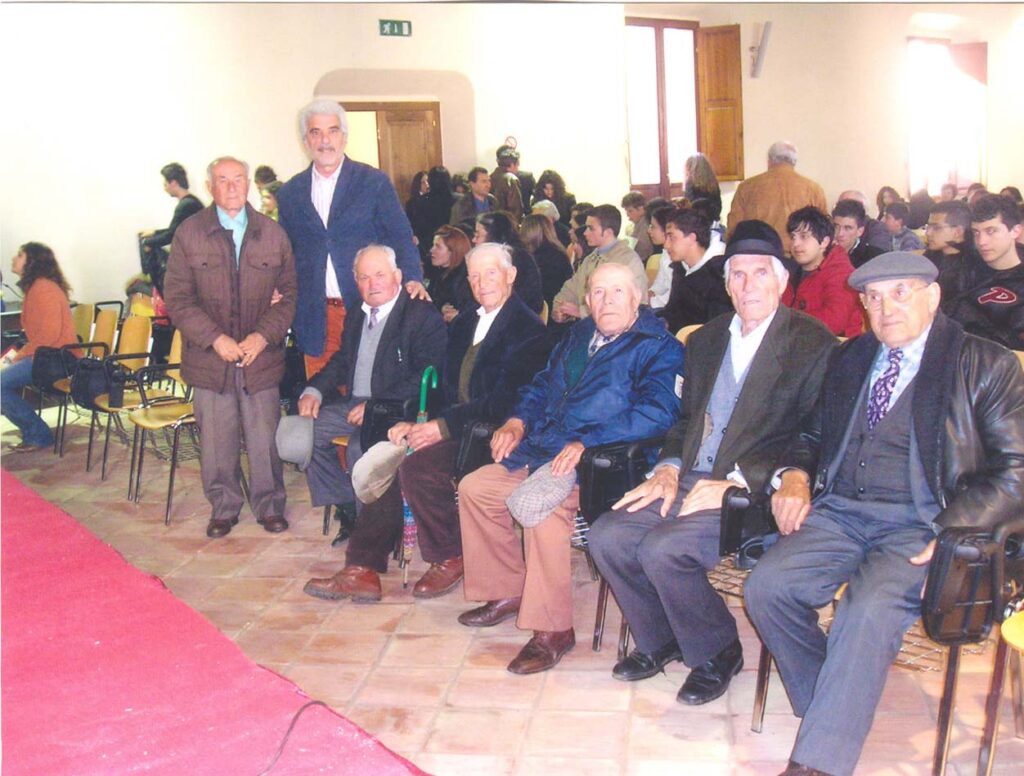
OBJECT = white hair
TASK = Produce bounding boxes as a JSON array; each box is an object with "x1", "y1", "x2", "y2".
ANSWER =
[
  {"x1": 838, "y1": 190, "x2": 869, "y2": 208},
  {"x1": 206, "y1": 156, "x2": 250, "y2": 185},
  {"x1": 588, "y1": 260, "x2": 647, "y2": 298},
  {"x1": 767, "y1": 141, "x2": 798, "y2": 166},
  {"x1": 723, "y1": 254, "x2": 790, "y2": 287},
  {"x1": 299, "y1": 99, "x2": 349, "y2": 137},
  {"x1": 466, "y1": 242, "x2": 514, "y2": 270},
  {"x1": 353, "y1": 244, "x2": 397, "y2": 275}
]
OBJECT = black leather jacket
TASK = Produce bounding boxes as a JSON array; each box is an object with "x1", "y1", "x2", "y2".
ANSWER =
[{"x1": 784, "y1": 313, "x2": 1024, "y2": 530}]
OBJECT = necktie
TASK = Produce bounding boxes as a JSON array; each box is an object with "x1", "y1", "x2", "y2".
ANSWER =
[
  {"x1": 867, "y1": 347, "x2": 902, "y2": 430},
  {"x1": 368, "y1": 307, "x2": 379, "y2": 330},
  {"x1": 588, "y1": 334, "x2": 613, "y2": 356}
]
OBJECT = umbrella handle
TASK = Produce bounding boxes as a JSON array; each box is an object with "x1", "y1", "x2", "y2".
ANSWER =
[{"x1": 419, "y1": 365, "x2": 438, "y2": 414}]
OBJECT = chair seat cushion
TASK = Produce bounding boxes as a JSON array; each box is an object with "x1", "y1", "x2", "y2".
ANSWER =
[
  {"x1": 129, "y1": 403, "x2": 194, "y2": 430},
  {"x1": 95, "y1": 388, "x2": 172, "y2": 413}
]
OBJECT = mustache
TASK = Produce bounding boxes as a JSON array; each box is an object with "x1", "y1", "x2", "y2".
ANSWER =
[{"x1": 317, "y1": 145, "x2": 336, "y2": 153}]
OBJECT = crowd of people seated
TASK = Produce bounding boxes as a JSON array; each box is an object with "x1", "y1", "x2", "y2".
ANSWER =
[{"x1": 5, "y1": 105, "x2": 1024, "y2": 776}]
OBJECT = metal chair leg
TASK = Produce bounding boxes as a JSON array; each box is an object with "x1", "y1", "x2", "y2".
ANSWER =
[
  {"x1": 127, "y1": 424, "x2": 140, "y2": 500},
  {"x1": 85, "y1": 411, "x2": 98, "y2": 471},
  {"x1": 978, "y1": 637, "x2": 1011, "y2": 776},
  {"x1": 583, "y1": 547, "x2": 599, "y2": 582},
  {"x1": 55, "y1": 396, "x2": 68, "y2": 456},
  {"x1": 617, "y1": 620, "x2": 631, "y2": 661},
  {"x1": 933, "y1": 645, "x2": 962, "y2": 776},
  {"x1": 593, "y1": 576, "x2": 610, "y2": 652},
  {"x1": 323, "y1": 505, "x2": 332, "y2": 536},
  {"x1": 101, "y1": 413, "x2": 114, "y2": 481},
  {"x1": 751, "y1": 643, "x2": 773, "y2": 733},
  {"x1": 165, "y1": 425, "x2": 181, "y2": 526},
  {"x1": 133, "y1": 429, "x2": 147, "y2": 503}
]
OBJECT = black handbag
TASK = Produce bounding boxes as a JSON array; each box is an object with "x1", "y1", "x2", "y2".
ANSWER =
[
  {"x1": 70, "y1": 357, "x2": 111, "y2": 411},
  {"x1": 31, "y1": 346, "x2": 78, "y2": 390}
]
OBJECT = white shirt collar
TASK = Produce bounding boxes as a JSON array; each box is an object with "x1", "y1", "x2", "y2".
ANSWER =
[
  {"x1": 727, "y1": 308, "x2": 778, "y2": 379},
  {"x1": 473, "y1": 303, "x2": 504, "y2": 345},
  {"x1": 360, "y1": 290, "x2": 400, "y2": 323},
  {"x1": 312, "y1": 158, "x2": 343, "y2": 185}
]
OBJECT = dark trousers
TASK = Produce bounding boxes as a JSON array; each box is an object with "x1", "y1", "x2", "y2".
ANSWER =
[
  {"x1": 192, "y1": 368, "x2": 285, "y2": 522},
  {"x1": 744, "y1": 502, "x2": 932, "y2": 776},
  {"x1": 588, "y1": 472, "x2": 736, "y2": 667},
  {"x1": 304, "y1": 399, "x2": 364, "y2": 508},
  {"x1": 345, "y1": 439, "x2": 463, "y2": 572}
]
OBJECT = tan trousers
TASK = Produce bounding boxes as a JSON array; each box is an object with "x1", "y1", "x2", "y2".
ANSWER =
[{"x1": 457, "y1": 463, "x2": 579, "y2": 632}]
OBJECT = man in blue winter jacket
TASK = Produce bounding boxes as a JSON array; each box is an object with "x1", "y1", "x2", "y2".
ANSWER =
[{"x1": 456, "y1": 261, "x2": 685, "y2": 675}]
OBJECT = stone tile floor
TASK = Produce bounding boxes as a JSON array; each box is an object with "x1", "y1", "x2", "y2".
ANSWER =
[{"x1": 2, "y1": 408, "x2": 1023, "y2": 774}]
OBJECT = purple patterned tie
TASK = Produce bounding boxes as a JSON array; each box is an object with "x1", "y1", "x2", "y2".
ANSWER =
[
  {"x1": 867, "y1": 347, "x2": 903, "y2": 430},
  {"x1": 368, "y1": 307, "x2": 379, "y2": 329}
]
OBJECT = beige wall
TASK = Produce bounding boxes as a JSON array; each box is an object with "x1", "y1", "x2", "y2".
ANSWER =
[{"x1": 1, "y1": 3, "x2": 1021, "y2": 302}]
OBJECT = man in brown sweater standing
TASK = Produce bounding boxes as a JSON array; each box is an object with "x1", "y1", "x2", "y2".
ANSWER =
[{"x1": 165, "y1": 157, "x2": 297, "y2": 538}]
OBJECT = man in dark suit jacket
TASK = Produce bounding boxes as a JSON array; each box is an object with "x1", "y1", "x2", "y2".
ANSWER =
[
  {"x1": 588, "y1": 221, "x2": 835, "y2": 703},
  {"x1": 303, "y1": 243, "x2": 550, "y2": 603},
  {"x1": 277, "y1": 100, "x2": 427, "y2": 378},
  {"x1": 746, "y1": 252, "x2": 1024, "y2": 776},
  {"x1": 296, "y1": 245, "x2": 446, "y2": 542}
]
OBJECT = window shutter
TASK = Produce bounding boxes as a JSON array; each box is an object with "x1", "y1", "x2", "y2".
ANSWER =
[{"x1": 696, "y1": 25, "x2": 744, "y2": 181}]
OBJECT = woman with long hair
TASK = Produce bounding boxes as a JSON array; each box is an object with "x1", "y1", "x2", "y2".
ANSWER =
[
  {"x1": 429, "y1": 225, "x2": 474, "y2": 323},
  {"x1": 474, "y1": 211, "x2": 544, "y2": 314},
  {"x1": 683, "y1": 153, "x2": 722, "y2": 223},
  {"x1": 533, "y1": 170, "x2": 577, "y2": 227},
  {"x1": 875, "y1": 186, "x2": 901, "y2": 220},
  {"x1": 1, "y1": 242, "x2": 78, "y2": 451},
  {"x1": 410, "y1": 166, "x2": 457, "y2": 268},
  {"x1": 520, "y1": 214, "x2": 572, "y2": 311}
]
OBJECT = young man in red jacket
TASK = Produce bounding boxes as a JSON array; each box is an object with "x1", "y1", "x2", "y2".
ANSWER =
[{"x1": 784, "y1": 206, "x2": 864, "y2": 337}]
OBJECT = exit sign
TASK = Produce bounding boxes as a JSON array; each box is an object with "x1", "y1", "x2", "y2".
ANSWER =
[{"x1": 379, "y1": 20, "x2": 412, "y2": 37}]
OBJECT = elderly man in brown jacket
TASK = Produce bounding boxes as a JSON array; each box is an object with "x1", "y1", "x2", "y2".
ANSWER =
[{"x1": 165, "y1": 156, "x2": 298, "y2": 538}]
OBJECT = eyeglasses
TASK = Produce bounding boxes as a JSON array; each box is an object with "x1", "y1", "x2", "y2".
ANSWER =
[{"x1": 862, "y1": 283, "x2": 930, "y2": 309}]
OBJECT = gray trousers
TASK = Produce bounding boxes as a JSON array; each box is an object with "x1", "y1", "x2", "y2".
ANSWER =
[
  {"x1": 304, "y1": 399, "x2": 365, "y2": 508},
  {"x1": 193, "y1": 368, "x2": 285, "y2": 522},
  {"x1": 744, "y1": 500, "x2": 933, "y2": 776},
  {"x1": 588, "y1": 471, "x2": 737, "y2": 667}
]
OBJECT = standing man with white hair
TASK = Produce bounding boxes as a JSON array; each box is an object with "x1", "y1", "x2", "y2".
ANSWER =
[
  {"x1": 277, "y1": 99, "x2": 427, "y2": 380},
  {"x1": 165, "y1": 157, "x2": 297, "y2": 538},
  {"x1": 727, "y1": 141, "x2": 827, "y2": 255},
  {"x1": 588, "y1": 220, "x2": 835, "y2": 703}
]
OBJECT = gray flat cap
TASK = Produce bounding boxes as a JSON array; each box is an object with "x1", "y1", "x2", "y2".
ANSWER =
[
  {"x1": 848, "y1": 251, "x2": 938, "y2": 291},
  {"x1": 531, "y1": 199, "x2": 560, "y2": 222},
  {"x1": 275, "y1": 414, "x2": 314, "y2": 472}
]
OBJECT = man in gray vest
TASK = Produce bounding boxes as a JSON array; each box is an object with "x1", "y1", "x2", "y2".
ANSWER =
[
  {"x1": 588, "y1": 221, "x2": 836, "y2": 702},
  {"x1": 296, "y1": 244, "x2": 446, "y2": 559},
  {"x1": 746, "y1": 252, "x2": 1024, "y2": 776}
]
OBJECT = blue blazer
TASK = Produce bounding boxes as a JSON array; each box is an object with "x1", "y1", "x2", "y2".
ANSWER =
[{"x1": 278, "y1": 159, "x2": 423, "y2": 356}]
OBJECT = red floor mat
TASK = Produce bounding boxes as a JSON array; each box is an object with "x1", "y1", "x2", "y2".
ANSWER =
[{"x1": 1, "y1": 471, "x2": 425, "y2": 775}]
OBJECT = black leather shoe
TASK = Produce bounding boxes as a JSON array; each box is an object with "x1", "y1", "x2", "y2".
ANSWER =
[
  {"x1": 778, "y1": 760, "x2": 834, "y2": 776},
  {"x1": 331, "y1": 502, "x2": 357, "y2": 547},
  {"x1": 677, "y1": 639, "x2": 743, "y2": 705},
  {"x1": 206, "y1": 516, "x2": 239, "y2": 538},
  {"x1": 257, "y1": 515, "x2": 289, "y2": 533},
  {"x1": 612, "y1": 641, "x2": 683, "y2": 681}
]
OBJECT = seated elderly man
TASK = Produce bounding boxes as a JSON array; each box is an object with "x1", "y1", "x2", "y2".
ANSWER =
[
  {"x1": 296, "y1": 244, "x2": 446, "y2": 544},
  {"x1": 588, "y1": 220, "x2": 835, "y2": 702},
  {"x1": 745, "y1": 252, "x2": 1024, "y2": 776},
  {"x1": 457, "y1": 261, "x2": 684, "y2": 674},
  {"x1": 303, "y1": 243, "x2": 550, "y2": 602}
]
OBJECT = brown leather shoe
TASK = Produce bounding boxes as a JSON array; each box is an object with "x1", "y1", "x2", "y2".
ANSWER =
[
  {"x1": 457, "y1": 597, "x2": 521, "y2": 627},
  {"x1": 257, "y1": 515, "x2": 289, "y2": 533},
  {"x1": 412, "y1": 557, "x2": 464, "y2": 599},
  {"x1": 303, "y1": 565, "x2": 382, "y2": 603},
  {"x1": 507, "y1": 629, "x2": 576, "y2": 675},
  {"x1": 206, "y1": 516, "x2": 239, "y2": 538}
]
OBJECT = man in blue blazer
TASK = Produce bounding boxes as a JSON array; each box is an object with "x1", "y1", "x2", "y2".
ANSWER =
[{"x1": 278, "y1": 99, "x2": 427, "y2": 378}]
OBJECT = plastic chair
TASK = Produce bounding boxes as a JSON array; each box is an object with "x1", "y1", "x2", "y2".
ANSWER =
[
  {"x1": 90, "y1": 309, "x2": 118, "y2": 358},
  {"x1": 71, "y1": 303, "x2": 95, "y2": 344}
]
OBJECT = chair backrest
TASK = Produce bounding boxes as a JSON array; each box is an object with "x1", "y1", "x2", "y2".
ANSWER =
[
  {"x1": 676, "y1": 324, "x2": 701, "y2": 345},
  {"x1": 1016, "y1": 350, "x2": 1024, "y2": 370},
  {"x1": 540, "y1": 301, "x2": 549, "y2": 325},
  {"x1": 645, "y1": 253, "x2": 661, "y2": 285},
  {"x1": 71, "y1": 303, "x2": 95, "y2": 344},
  {"x1": 90, "y1": 309, "x2": 118, "y2": 358},
  {"x1": 167, "y1": 329, "x2": 184, "y2": 387},
  {"x1": 117, "y1": 315, "x2": 152, "y2": 371}
]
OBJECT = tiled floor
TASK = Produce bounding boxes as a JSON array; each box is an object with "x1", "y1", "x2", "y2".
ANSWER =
[{"x1": 3, "y1": 408, "x2": 1023, "y2": 775}]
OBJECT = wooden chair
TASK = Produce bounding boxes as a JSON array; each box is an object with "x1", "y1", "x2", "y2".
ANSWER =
[
  {"x1": 71, "y1": 303, "x2": 95, "y2": 344},
  {"x1": 540, "y1": 301, "x2": 549, "y2": 325},
  {"x1": 676, "y1": 324, "x2": 701, "y2": 345}
]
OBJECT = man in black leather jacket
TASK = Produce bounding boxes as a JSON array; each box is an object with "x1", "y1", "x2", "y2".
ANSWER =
[{"x1": 746, "y1": 251, "x2": 1024, "y2": 776}]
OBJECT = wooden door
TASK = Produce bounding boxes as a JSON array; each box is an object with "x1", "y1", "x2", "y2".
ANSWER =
[
  {"x1": 344, "y1": 101, "x2": 443, "y2": 200},
  {"x1": 696, "y1": 25, "x2": 744, "y2": 182}
]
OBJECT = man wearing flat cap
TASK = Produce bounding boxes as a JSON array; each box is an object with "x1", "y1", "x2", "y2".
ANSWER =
[
  {"x1": 589, "y1": 220, "x2": 835, "y2": 701},
  {"x1": 746, "y1": 251, "x2": 1024, "y2": 776}
]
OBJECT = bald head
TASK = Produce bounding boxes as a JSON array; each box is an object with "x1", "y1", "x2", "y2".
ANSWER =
[{"x1": 839, "y1": 190, "x2": 869, "y2": 208}]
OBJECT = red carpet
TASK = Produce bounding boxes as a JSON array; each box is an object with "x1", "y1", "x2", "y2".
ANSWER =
[{"x1": 1, "y1": 471, "x2": 425, "y2": 775}]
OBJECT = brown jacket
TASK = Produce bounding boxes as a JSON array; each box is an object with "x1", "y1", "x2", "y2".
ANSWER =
[
  {"x1": 726, "y1": 164, "x2": 827, "y2": 254},
  {"x1": 164, "y1": 204, "x2": 297, "y2": 393}
]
